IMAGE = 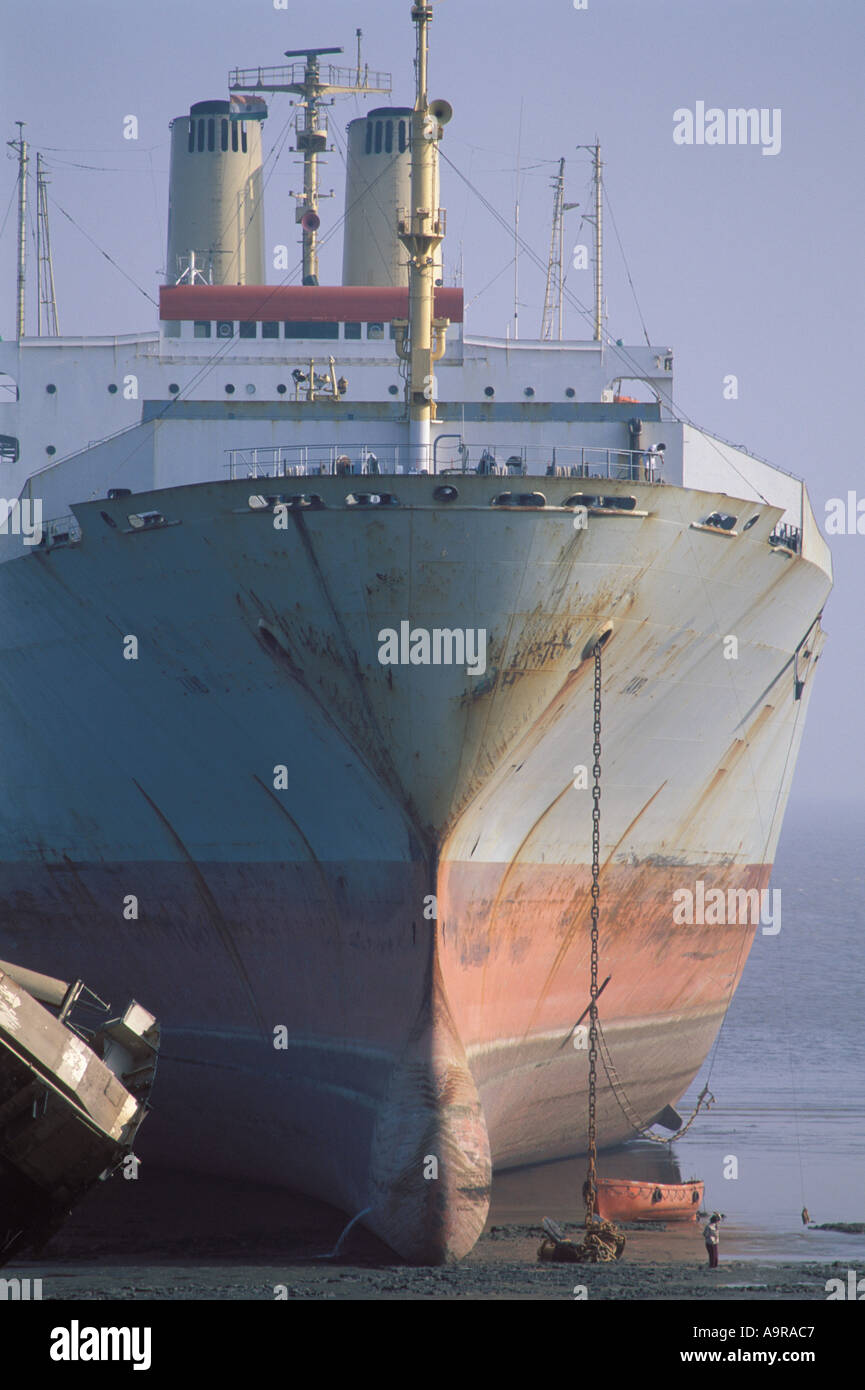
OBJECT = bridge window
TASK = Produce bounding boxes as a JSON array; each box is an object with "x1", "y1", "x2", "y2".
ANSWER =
[
  {"x1": 241, "y1": 123, "x2": 248, "y2": 154},
  {"x1": 374, "y1": 121, "x2": 383, "y2": 154},
  {"x1": 231, "y1": 122, "x2": 238, "y2": 152},
  {"x1": 194, "y1": 320, "x2": 211, "y2": 338},
  {"x1": 197, "y1": 120, "x2": 205, "y2": 153},
  {"x1": 365, "y1": 122, "x2": 373, "y2": 155},
  {"x1": 0, "y1": 372, "x2": 18, "y2": 402},
  {"x1": 398, "y1": 120, "x2": 407, "y2": 153},
  {"x1": 344, "y1": 322, "x2": 362, "y2": 340},
  {"x1": 188, "y1": 123, "x2": 194, "y2": 153},
  {"x1": 239, "y1": 321, "x2": 257, "y2": 339},
  {"x1": 207, "y1": 118, "x2": 215, "y2": 152},
  {"x1": 367, "y1": 322, "x2": 384, "y2": 341},
  {"x1": 385, "y1": 121, "x2": 393, "y2": 154},
  {"x1": 262, "y1": 321, "x2": 279, "y2": 339},
  {"x1": 283, "y1": 322, "x2": 339, "y2": 340},
  {"x1": 221, "y1": 119, "x2": 229, "y2": 152}
]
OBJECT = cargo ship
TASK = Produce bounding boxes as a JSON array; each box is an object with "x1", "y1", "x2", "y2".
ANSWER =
[{"x1": 0, "y1": 3, "x2": 831, "y2": 1262}]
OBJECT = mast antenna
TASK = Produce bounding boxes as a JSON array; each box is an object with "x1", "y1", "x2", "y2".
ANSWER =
[
  {"x1": 513, "y1": 98, "x2": 524, "y2": 341},
  {"x1": 7, "y1": 123, "x2": 27, "y2": 340},
  {"x1": 229, "y1": 47, "x2": 391, "y2": 285},
  {"x1": 36, "y1": 153, "x2": 60, "y2": 336},
  {"x1": 541, "y1": 158, "x2": 576, "y2": 341},
  {"x1": 592, "y1": 142, "x2": 603, "y2": 341},
  {"x1": 577, "y1": 142, "x2": 604, "y2": 341}
]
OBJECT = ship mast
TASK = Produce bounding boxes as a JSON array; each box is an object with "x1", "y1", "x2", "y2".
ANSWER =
[
  {"x1": 541, "y1": 158, "x2": 567, "y2": 342},
  {"x1": 592, "y1": 143, "x2": 603, "y2": 342},
  {"x1": 397, "y1": 3, "x2": 450, "y2": 471},
  {"x1": 36, "y1": 153, "x2": 60, "y2": 336},
  {"x1": 7, "y1": 123, "x2": 27, "y2": 340},
  {"x1": 577, "y1": 142, "x2": 604, "y2": 342},
  {"x1": 229, "y1": 49, "x2": 391, "y2": 285}
]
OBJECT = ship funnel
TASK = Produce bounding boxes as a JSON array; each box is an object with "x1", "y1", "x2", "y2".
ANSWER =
[
  {"x1": 165, "y1": 100, "x2": 265, "y2": 286},
  {"x1": 342, "y1": 107, "x2": 442, "y2": 288}
]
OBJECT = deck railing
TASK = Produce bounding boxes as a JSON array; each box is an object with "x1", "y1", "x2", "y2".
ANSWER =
[{"x1": 224, "y1": 441, "x2": 666, "y2": 482}]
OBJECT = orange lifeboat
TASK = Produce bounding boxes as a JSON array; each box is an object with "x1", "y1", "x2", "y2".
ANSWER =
[{"x1": 595, "y1": 1177, "x2": 704, "y2": 1222}]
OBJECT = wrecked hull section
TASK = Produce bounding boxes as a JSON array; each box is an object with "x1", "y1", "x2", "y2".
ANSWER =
[{"x1": 0, "y1": 964, "x2": 159, "y2": 1265}]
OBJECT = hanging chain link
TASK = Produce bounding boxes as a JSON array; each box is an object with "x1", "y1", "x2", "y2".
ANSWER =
[
  {"x1": 541, "y1": 637, "x2": 625, "y2": 1265},
  {"x1": 585, "y1": 641, "x2": 602, "y2": 1227}
]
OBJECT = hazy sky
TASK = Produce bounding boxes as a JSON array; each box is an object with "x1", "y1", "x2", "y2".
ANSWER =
[{"x1": 1, "y1": 0, "x2": 863, "y2": 807}]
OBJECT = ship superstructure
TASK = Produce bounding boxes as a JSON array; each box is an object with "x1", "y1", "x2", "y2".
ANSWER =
[{"x1": 0, "y1": 4, "x2": 831, "y2": 1261}]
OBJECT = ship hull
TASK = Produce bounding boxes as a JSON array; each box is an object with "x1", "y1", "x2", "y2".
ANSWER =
[{"x1": 0, "y1": 475, "x2": 830, "y2": 1260}]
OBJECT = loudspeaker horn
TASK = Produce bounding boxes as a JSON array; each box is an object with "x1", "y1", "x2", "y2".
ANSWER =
[{"x1": 429, "y1": 99, "x2": 453, "y2": 126}]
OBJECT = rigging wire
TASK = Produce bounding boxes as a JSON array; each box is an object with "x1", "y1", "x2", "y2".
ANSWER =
[
  {"x1": 465, "y1": 255, "x2": 516, "y2": 309},
  {"x1": 51, "y1": 200, "x2": 159, "y2": 306},
  {"x1": 603, "y1": 182, "x2": 652, "y2": 348},
  {"x1": 30, "y1": 120, "x2": 410, "y2": 483},
  {"x1": 439, "y1": 146, "x2": 773, "y2": 504},
  {"x1": 0, "y1": 182, "x2": 17, "y2": 242}
]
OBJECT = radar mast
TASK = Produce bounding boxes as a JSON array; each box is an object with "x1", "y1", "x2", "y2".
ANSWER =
[{"x1": 229, "y1": 46, "x2": 391, "y2": 284}]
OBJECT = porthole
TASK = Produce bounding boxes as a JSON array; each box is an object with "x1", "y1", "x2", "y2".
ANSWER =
[
  {"x1": 524, "y1": 386, "x2": 535, "y2": 397},
  {"x1": 45, "y1": 445, "x2": 56, "y2": 455},
  {"x1": 108, "y1": 383, "x2": 118, "y2": 394},
  {"x1": 565, "y1": 387, "x2": 576, "y2": 399},
  {"x1": 245, "y1": 384, "x2": 256, "y2": 395},
  {"x1": 169, "y1": 383, "x2": 180, "y2": 394},
  {"x1": 434, "y1": 486, "x2": 459, "y2": 502},
  {"x1": 225, "y1": 383, "x2": 235, "y2": 394},
  {"x1": 388, "y1": 384, "x2": 399, "y2": 396},
  {"x1": 742, "y1": 514, "x2": 759, "y2": 531},
  {"x1": 484, "y1": 386, "x2": 495, "y2": 398},
  {"x1": 100, "y1": 511, "x2": 118, "y2": 528},
  {"x1": 46, "y1": 383, "x2": 56, "y2": 394},
  {"x1": 276, "y1": 384, "x2": 287, "y2": 395},
  {"x1": 492, "y1": 491, "x2": 546, "y2": 508}
]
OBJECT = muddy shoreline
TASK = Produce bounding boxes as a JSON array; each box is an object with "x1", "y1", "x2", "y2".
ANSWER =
[{"x1": 10, "y1": 1170, "x2": 862, "y2": 1301}]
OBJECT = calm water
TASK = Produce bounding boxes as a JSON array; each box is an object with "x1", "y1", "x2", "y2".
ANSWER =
[{"x1": 490, "y1": 801, "x2": 865, "y2": 1262}]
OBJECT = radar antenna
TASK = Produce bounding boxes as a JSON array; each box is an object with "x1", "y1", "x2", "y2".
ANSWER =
[{"x1": 229, "y1": 47, "x2": 391, "y2": 285}]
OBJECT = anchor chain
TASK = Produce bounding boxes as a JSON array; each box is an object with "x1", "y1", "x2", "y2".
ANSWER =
[
  {"x1": 566, "y1": 639, "x2": 624, "y2": 1264},
  {"x1": 585, "y1": 640, "x2": 602, "y2": 1226}
]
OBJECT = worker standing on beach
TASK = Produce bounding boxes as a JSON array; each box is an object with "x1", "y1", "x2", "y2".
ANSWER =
[{"x1": 703, "y1": 1212, "x2": 721, "y2": 1268}]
